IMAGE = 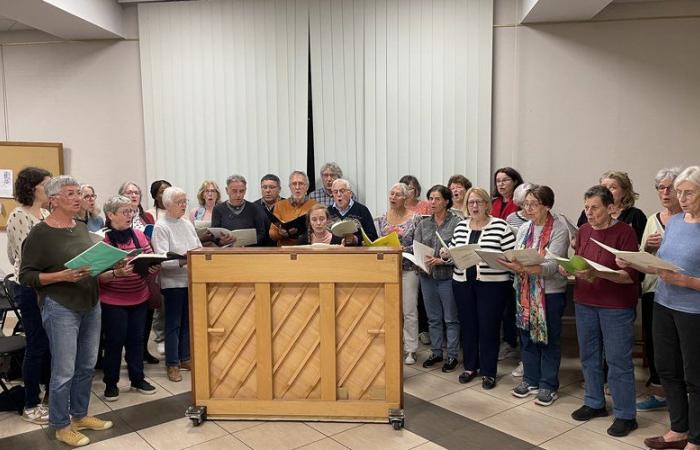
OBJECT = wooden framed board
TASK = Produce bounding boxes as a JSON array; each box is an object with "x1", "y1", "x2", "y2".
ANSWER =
[{"x1": 0, "y1": 141, "x2": 63, "y2": 229}]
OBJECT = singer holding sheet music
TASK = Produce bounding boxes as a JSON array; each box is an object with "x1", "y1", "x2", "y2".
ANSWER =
[
  {"x1": 97, "y1": 195, "x2": 159, "y2": 402},
  {"x1": 20, "y1": 176, "x2": 113, "y2": 446},
  {"x1": 444, "y1": 187, "x2": 515, "y2": 390},
  {"x1": 269, "y1": 171, "x2": 316, "y2": 246},
  {"x1": 567, "y1": 185, "x2": 639, "y2": 438},
  {"x1": 617, "y1": 166, "x2": 700, "y2": 450},
  {"x1": 151, "y1": 187, "x2": 201, "y2": 383},
  {"x1": 496, "y1": 185, "x2": 569, "y2": 406}
]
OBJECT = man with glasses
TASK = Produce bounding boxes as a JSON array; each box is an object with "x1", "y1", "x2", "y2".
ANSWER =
[
  {"x1": 310, "y1": 162, "x2": 355, "y2": 206},
  {"x1": 269, "y1": 171, "x2": 316, "y2": 246},
  {"x1": 328, "y1": 178, "x2": 377, "y2": 245}
]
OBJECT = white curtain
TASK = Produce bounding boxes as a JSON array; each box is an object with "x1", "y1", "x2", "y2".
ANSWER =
[
  {"x1": 309, "y1": 0, "x2": 493, "y2": 215},
  {"x1": 138, "y1": 0, "x2": 309, "y2": 200}
]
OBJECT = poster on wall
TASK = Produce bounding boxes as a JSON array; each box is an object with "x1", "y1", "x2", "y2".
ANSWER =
[{"x1": 0, "y1": 169, "x2": 12, "y2": 198}]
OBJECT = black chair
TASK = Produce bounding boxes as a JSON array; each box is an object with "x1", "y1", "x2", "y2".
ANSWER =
[
  {"x1": 0, "y1": 334, "x2": 26, "y2": 414},
  {"x1": 1, "y1": 274, "x2": 23, "y2": 336}
]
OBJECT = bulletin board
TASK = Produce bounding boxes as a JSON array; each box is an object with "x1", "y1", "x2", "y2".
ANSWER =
[{"x1": 0, "y1": 141, "x2": 64, "y2": 230}]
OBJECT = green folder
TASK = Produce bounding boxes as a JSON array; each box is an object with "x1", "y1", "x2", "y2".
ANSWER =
[{"x1": 65, "y1": 241, "x2": 136, "y2": 277}]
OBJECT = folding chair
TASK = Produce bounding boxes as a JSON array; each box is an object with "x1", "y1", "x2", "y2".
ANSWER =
[{"x1": 0, "y1": 274, "x2": 23, "y2": 336}]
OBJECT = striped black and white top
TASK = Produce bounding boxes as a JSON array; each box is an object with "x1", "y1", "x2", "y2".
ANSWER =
[{"x1": 449, "y1": 216, "x2": 516, "y2": 282}]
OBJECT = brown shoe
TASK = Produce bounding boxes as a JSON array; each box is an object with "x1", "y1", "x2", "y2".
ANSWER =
[
  {"x1": 643, "y1": 435, "x2": 688, "y2": 449},
  {"x1": 180, "y1": 360, "x2": 192, "y2": 371},
  {"x1": 167, "y1": 366, "x2": 182, "y2": 382}
]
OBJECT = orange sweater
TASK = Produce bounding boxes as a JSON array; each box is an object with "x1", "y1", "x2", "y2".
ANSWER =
[{"x1": 269, "y1": 198, "x2": 317, "y2": 245}]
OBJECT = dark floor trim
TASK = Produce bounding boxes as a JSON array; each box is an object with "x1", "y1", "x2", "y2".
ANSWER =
[{"x1": 0, "y1": 392, "x2": 541, "y2": 449}]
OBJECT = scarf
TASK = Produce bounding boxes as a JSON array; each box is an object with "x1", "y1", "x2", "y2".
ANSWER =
[{"x1": 515, "y1": 213, "x2": 554, "y2": 344}]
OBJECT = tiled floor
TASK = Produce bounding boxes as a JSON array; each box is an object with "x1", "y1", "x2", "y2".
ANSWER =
[{"x1": 0, "y1": 320, "x2": 674, "y2": 449}]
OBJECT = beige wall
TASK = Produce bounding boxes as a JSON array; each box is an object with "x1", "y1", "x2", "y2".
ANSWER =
[
  {"x1": 492, "y1": 0, "x2": 700, "y2": 222},
  {"x1": 0, "y1": 30, "x2": 145, "y2": 275}
]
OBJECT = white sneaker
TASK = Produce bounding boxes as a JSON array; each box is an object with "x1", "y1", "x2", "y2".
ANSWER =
[
  {"x1": 157, "y1": 342, "x2": 165, "y2": 355},
  {"x1": 511, "y1": 361, "x2": 524, "y2": 377},
  {"x1": 22, "y1": 404, "x2": 49, "y2": 425},
  {"x1": 404, "y1": 352, "x2": 417, "y2": 365}
]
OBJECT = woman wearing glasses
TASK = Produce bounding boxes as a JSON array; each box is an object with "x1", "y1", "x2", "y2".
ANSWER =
[
  {"x1": 77, "y1": 184, "x2": 104, "y2": 232},
  {"x1": 617, "y1": 166, "x2": 700, "y2": 450},
  {"x1": 444, "y1": 187, "x2": 516, "y2": 389},
  {"x1": 98, "y1": 196, "x2": 158, "y2": 402},
  {"x1": 118, "y1": 181, "x2": 155, "y2": 232},
  {"x1": 636, "y1": 168, "x2": 682, "y2": 414},
  {"x1": 151, "y1": 187, "x2": 201, "y2": 382}
]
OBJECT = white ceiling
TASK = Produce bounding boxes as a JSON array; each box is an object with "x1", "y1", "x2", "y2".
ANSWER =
[{"x1": 0, "y1": 14, "x2": 33, "y2": 32}]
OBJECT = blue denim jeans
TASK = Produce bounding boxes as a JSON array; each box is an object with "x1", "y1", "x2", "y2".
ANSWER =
[
  {"x1": 575, "y1": 303, "x2": 636, "y2": 420},
  {"x1": 521, "y1": 293, "x2": 566, "y2": 391},
  {"x1": 41, "y1": 297, "x2": 101, "y2": 429},
  {"x1": 419, "y1": 276, "x2": 460, "y2": 359},
  {"x1": 10, "y1": 282, "x2": 51, "y2": 408},
  {"x1": 162, "y1": 288, "x2": 190, "y2": 367},
  {"x1": 454, "y1": 279, "x2": 511, "y2": 377},
  {"x1": 101, "y1": 301, "x2": 148, "y2": 387}
]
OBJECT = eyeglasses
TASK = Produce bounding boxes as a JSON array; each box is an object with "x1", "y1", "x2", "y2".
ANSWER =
[
  {"x1": 175, "y1": 199, "x2": 189, "y2": 206},
  {"x1": 495, "y1": 178, "x2": 513, "y2": 185},
  {"x1": 467, "y1": 200, "x2": 485, "y2": 206},
  {"x1": 82, "y1": 194, "x2": 97, "y2": 200},
  {"x1": 522, "y1": 201, "x2": 541, "y2": 209},
  {"x1": 204, "y1": 189, "x2": 218, "y2": 194},
  {"x1": 117, "y1": 209, "x2": 135, "y2": 217},
  {"x1": 124, "y1": 190, "x2": 140, "y2": 196},
  {"x1": 331, "y1": 189, "x2": 348, "y2": 195},
  {"x1": 677, "y1": 189, "x2": 698, "y2": 199},
  {"x1": 55, "y1": 190, "x2": 80, "y2": 199},
  {"x1": 656, "y1": 185, "x2": 675, "y2": 193}
]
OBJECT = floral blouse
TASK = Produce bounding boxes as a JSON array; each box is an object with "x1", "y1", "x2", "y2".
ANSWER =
[{"x1": 376, "y1": 212, "x2": 421, "y2": 271}]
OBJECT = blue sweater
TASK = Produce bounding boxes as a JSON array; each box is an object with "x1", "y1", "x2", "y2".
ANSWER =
[{"x1": 655, "y1": 214, "x2": 700, "y2": 314}]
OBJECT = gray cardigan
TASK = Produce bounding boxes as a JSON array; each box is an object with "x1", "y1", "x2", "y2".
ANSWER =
[
  {"x1": 413, "y1": 211, "x2": 461, "y2": 280},
  {"x1": 514, "y1": 215, "x2": 570, "y2": 294}
]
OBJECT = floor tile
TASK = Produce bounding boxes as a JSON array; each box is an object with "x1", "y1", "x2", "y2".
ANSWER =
[
  {"x1": 185, "y1": 434, "x2": 251, "y2": 449},
  {"x1": 103, "y1": 378, "x2": 173, "y2": 411},
  {"x1": 84, "y1": 431, "x2": 153, "y2": 449},
  {"x1": 145, "y1": 369, "x2": 192, "y2": 396},
  {"x1": 0, "y1": 411, "x2": 42, "y2": 439},
  {"x1": 88, "y1": 392, "x2": 112, "y2": 416},
  {"x1": 213, "y1": 419, "x2": 264, "y2": 433},
  {"x1": 427, "y1": 367, "x2": 480, "y2": 387},
  {"x1": 296, "y1": 437, "x2": 349, "y2": 449},
  {"x1": 475, "y1": 377, "x2": 536, "y2": 405},
  {"x1": 410, "y1": 442, "x2": 447, "y2": 450},
  {"x1": 518, "y1": 392, "x2": 588, "y2": 425},
  {"x1": 481, "y1": 405, "x2": 575, "y2": 445},
  {"x1": 138, "y1": 417, "x2": 227, "y2": 450},
  {"x1": 636, "y1": 407, "x2": 671, "y2": 426},
  {"x1": 332, "y1": 423, "x2": 427, "y2": 450},
  {"x1": 540, "y1": 427, "x2": 639, "y2": 450},
  {"x1": 581, "y1": 415, "x2": 669, "y2": 449},
  {"x1": 233, "y1": 422, "x2": 325, "y2": 450},
  {"x1": 432, "y1": 388, "x2": 514, "y2": 421},
  {"x1": 403, "y1": 372, "x2": 467, "y2": 402},
  {"x1": 403, "y1": 366, "x2": 423, "y2": 379},
  {"x1": 305, "y1": 421, "x2": 362, "y2": 436}
]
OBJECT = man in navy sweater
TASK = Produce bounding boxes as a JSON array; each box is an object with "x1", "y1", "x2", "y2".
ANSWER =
[{"x1": 328, "y1": 178, "x2": 378, "y2": 245}]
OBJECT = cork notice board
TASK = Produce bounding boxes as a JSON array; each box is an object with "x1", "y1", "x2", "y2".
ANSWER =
[{"x1": 0, "y1": 142, "x2": 64, "y2": 230}]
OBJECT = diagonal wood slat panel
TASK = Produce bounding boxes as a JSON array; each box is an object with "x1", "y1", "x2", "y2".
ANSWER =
[
  {"x1": 335, "y1": 284, "x2": 387, "y2": 400},
  {"x1": 271, "y1": 284, "x2": 321, "y2": 400},
  {"x1": 206, "y1": 284, "x2": 257, "y2": 399}
]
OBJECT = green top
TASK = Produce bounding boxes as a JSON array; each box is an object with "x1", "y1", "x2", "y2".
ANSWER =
[{"x1": 19, "y1": 221, "x2": 99, "y2": 312}]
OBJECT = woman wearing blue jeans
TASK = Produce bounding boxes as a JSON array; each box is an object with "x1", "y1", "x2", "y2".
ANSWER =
[
  {"x1": 20, "y1": 176, "x2": 113, "y2": 447},
  {"x1": 498, "y1": 186, "x2": 569, "y2": 406},
  {"x1": 151, "y1": 186, "x2": 201, "y2": 382}
]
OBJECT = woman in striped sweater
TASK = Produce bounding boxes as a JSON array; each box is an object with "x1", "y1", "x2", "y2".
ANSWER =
[
  {"x1": 98, "y1": 195, "x2": 158, "y2": 401},
  {"x1": 446, "y1": 187, "x2": 516, "y2": 389}
]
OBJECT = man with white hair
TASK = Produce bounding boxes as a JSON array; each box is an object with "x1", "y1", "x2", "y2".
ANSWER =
[
  {"x1": 328, "y1": 178, "x2": 377, "y2": 245},
  {"x1": 211, "y1": 174, "x2": 268, "y2": 246}
]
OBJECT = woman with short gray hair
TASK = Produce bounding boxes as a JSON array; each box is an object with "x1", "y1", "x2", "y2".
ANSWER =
[
  {"x1": 97, "y1": 195, "x2": 158, "y2": 402},
  {"x1": 151, "y1": 187, "x2": 201, "y2": 382},
  {"x1": 20, "y1": 175, "x2": 113, "y2": 446},
  {"x1": 506, "y1": 182, "x2": 533, "y2": 230}
]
